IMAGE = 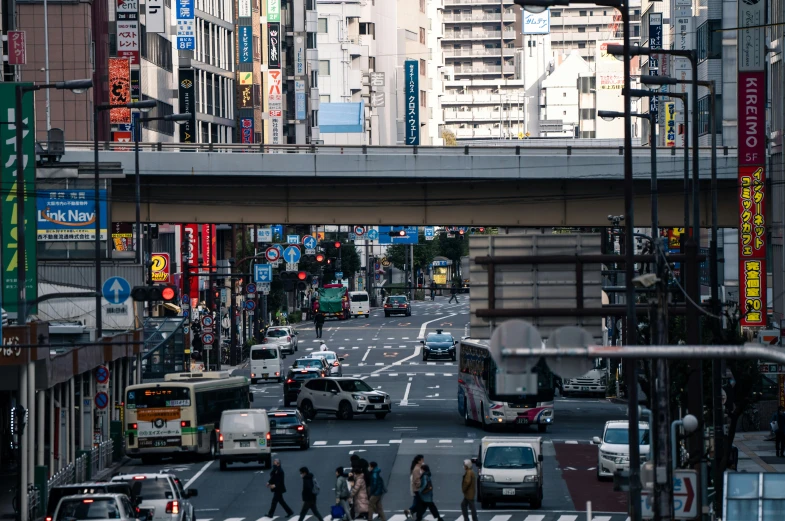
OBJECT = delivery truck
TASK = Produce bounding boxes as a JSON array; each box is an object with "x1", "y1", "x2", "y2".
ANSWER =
[{"x1": 472, "y1": 436, "x2": 544, "y2": 509}]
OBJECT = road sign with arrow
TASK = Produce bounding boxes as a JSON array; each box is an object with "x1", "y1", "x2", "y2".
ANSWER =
[
  {"x1": 284, "y1": 245, "x2": 302, "y2": 263},
  {"x1": 103, "y1": 276, "x2": 130, "y2": 304}
]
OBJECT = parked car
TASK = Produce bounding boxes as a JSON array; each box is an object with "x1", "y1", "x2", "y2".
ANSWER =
[
  {"x1": 267, "y1": 409, "x2": 310, "y2": 450},
  {"x1": 47, "y1": 482, "x2": 137, "y2": 520},
  {"x1": 297, "y1": 377, "x2": 391, "y2": 420},
  {"x1": 384, "y1": 296, "x2": 411, "y2": 317},
  {"x1": 308, "y1": 350, "x2": 344, "y2": 376}
]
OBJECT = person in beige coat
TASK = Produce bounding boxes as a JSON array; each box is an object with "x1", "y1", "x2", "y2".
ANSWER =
[
  {"x1": 404, "y1": 455, "x2": 424, "y2": 519},
  {"x1": 350, "y1": 466, "x2": 370, "y2": 519},
  {"x1": 460, "y1": 460, "x2": 478, "y2": 521}
]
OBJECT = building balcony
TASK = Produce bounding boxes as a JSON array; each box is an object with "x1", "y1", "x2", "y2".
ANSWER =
[
  {"x1": 443, "y1": 48, "x2": 516, "y2": 57},
  {"x1": 453, "y1": 127, "x2": 496, "y2": 139},
  {"x1": 442, "y1": 30, "x2": 517, "y2": 40},
  {"x1": 444, "y1": 109, "x2": 526, "y2": 121},
  {"x1": 444, "y1": 0, "x2": 516, "y2": 6},
  {"x1": 443, "y1": 12, "x2": 516, "y2": 22}
]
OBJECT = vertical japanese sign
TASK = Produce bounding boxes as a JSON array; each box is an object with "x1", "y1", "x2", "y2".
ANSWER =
[
  {"x1": 239, "y1": 0, "x2": 251, "y2": 18},
  {"x1": 182, "y1": 224, "x2": 199, "y2": 298},
  {"x1": 240, "y1": 118, "x2": 255, "y2": 143},
  {"x1": 176, "y1": 0, "x2": 195, "y2": 50},
  {"x1": 738, "y1": 0, "x2": 767, "y2": 327},
  {"x1": 295, "y1": 80, "x2": 306, "y2": 121},
  {"x1": 404, "y1": 60, "x2": 420, "y2": 146},
  {"x1": 116, "y1": 0, "x2": 139, "y2": 64},
  {"x1": 201, "y1": 224, "x2": 213, "y2": 273},
  {"x1": 7, "y1": 31, "x2": 27, "y2": 65},
  {"x1": 267, "y1": 0, "x2": 280, "y2": 22},
  {"x1": 268, "y1": 23, "x2": 281, "y2": 69},
  {"x1": 178, "y1": 69, "x2": 196, "y2": 143},
  {"x1": 294, "y1": 36, "x2": 305, "y2": 76},
  {"x1": 0, "y1": 83, "x2": 38, "y2": 315},
  {"x1": 108, "y1": 58, "x2": 131, "y2": 124},
  {"x1": 146, "y1": 0, "x2": 166, "y2": 34},
  {"x1": 239, "y1": 26, "x2": 252, "y2": 63},
  {"x1": 648, "y1": 13, "x2": 662, "y2": 136},
  {"x1": 268, "y1": 70, "x2": 283, "y2": 144},
  {"x1": 664, "y1": 102, "x2": 676, "y2": 147}
]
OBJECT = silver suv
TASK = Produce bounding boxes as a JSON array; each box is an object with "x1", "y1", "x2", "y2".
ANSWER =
[
  {"x1": 112, "y1": 473, "x2": 196, "y2": 521},
  {"x1": 297, "y1": 377, "x2": 391, "y2": 420},
  {"x1": 264, "y1": 327, "x2": 297, "y2": 354}
]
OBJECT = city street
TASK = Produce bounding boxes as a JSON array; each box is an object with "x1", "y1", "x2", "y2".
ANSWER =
[{"x1": 122, "y1": 299, "x2": 631, "y2": 521}]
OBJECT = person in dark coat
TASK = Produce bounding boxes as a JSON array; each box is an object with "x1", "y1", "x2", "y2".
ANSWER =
[
  {"x1": 267, "y1": 459, "x2": 295, "y2": 517},
  {"x1": 429, "y1": 281, "x2": 436, "y2": 301},
  {"x1": 299, "y1": 466, "x2": 324, "y2": 521},
  {"x1": 448, "y1": 283, "x2": 459, "y2": 304},
  {"x1": 314, "y1": 312, "x2": 325, "y2": 338},
  {"x1": 776, "y1": 406, "x2": 785, "y2": 457}
]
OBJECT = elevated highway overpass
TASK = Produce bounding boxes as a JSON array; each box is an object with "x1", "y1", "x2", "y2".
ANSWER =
[{"x1": 52, "y1": 142, "x2": 739, "y2": 227}]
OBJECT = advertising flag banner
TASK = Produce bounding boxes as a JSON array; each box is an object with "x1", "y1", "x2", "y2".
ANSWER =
[
  {"x1": 664, "y1": 102, "x2": 676, "y2": 147},
  {"x1": 182, "y1": 224, "x2": 199, "y2": 298},
  {"x1": 268, "y1": 70, "x2": 283, "y2": 144},
  {"x1": 404, "y1": 60, "x2": 420, "y2": 146},
  {"x1": 109, "y1": 58, "x2": 131, "y2": 124},
  {"x1": 648, "y1": 13, "x2": 662, "y2": 132},
  {"x1": 295, "y1": 80, "x2": 306, "y2": 121},
  {"x1": 36, "y1": 190, "x2": 108, "y2": 241},
  {"x1": 738, "y1": 0, "x2": 767, "y2": 327},
  {"x1": 7, "y1": 31, "x2": 27, "y2": 65},
  {"x1": 178, "y1": 69, "x2": 196, "y2": 143},
  {"x1": 0, "y1": 83, "x2": 38, "y2": 314}
]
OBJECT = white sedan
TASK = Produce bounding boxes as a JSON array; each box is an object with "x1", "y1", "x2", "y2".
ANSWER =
[{"x1": 309, "y1": 351, "x2": 344, "y2": 376}]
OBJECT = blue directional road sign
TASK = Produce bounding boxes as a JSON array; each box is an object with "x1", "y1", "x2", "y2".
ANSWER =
[
  {"x1": 366, "y1": 229, "x2": 379, "y2": 240},
  {"x1": 424, "y1": 226, "x2": 434, "y2": 238},
  {"x1": 103, "y1": 276, "x2": 131, "y2": 304},
  {"x1": 303, "y1": 235, "x2": 317, "y2": 250},
  {"x1": 271, "y1": 225, "x2": 284, "y2": 241},
  {"x1": 254, "y1": 264, "x2": 272, "y2": 283},
  {"x1": 335, "y1": 271, "x2": 344, "y2": 280},
  {"x1": 283, "y1": 245, "x2": 302, "y2": 263},
  {"x1": 287, "y1": 235, "x2": 299, "y2": 244},
  {"x1": 378, "y1": 226, "x2": 419, "y2": 245}
]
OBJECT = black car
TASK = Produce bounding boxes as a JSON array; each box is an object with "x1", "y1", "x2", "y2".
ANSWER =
[
  {"x1": 267, "y1": 409, "x2": 310, "y2": 450},
  {"x1": 46, "y1": 482, "x2": 138, "y2": 519},
  {"x1": 421, "y1": 330, "x2": 456, "y2": 361},
  {"x1": 384, "y1": 296, "x2": 411, "y2": 317},
  {"x1": 284, "y1": 368, "x2": 324, "y2": 406}
]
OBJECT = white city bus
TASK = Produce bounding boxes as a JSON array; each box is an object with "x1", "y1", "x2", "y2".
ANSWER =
[
  {"x1": 458, "y1": 340, "x2": 555, "y2": 432},
  {"x1": 124, "y1": 372, "x2": 252, "y2": 464}
]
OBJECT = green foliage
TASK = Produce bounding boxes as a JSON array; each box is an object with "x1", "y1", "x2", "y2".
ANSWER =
[
  {"x1": 289, "y1": 310, "x2": 303, "y2": 323},
  {"x1": 386, "y1": 234, "x2": 438, "y2": 272}
]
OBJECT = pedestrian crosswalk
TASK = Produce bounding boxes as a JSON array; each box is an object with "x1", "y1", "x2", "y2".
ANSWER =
[
  {"x1": 197, "y1": 513, "x2": 630, "y2": 521},
  {"x1": 283, "y1": 438, "x2": 592, "y2": 447}
]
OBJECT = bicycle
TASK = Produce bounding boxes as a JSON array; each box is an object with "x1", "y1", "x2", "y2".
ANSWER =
[{"x1": 741, "y1": 404, "x2": 761, "y2": 432}]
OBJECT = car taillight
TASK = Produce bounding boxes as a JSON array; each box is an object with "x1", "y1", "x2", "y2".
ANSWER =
[
  {"x1": 296, "y1": 425, "x2": 304, "y2": 431},
  {"x1": 251, "y1": 373, "x2": 256, "y2": 377},
  {"x1": 287, "y1": 336, "x2": 291, "y2": 342},
  {"x1": 384, "y1": 304, "x2": 390, "y2": 308},
  {"x1": 165, "y1": 501, "x2": 179, "y2": 514},
  {"x1": 266, "y1": 432, "x2": 271, "y2": 440},
  {"x1": 286, "y1": 379, "x2": 294, "y2": 384},
  {"x1": 128, "y1": 423, "x2": 138, "y2": 430},
  {"x1": 275, "y1": 371, "x2": 280, "y2": 376},
  {"x1": 219, "y1": 433, "x2": 224, "y2": 449},
  {"x1": 46, "y1": 516, "x2": 53, "y2": 521}
]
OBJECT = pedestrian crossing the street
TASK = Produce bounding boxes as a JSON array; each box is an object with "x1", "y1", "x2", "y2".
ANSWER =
[{"x1": 197, "y1": 512, "x2": 630, "y2": 521}]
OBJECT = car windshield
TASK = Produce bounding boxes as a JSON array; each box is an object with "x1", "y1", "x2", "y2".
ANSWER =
[
  {"x1": 269, "y1": 414, "x2": 300, "y2": 426},
  {"x1": 338, "y1": 380, "x2": 374, "y2": 393},
  {"x1": 483, "y1": 446, "x2": 536, "y2": 469},
  {"x1": 294, "y1": 359, "x2": 323, "y2": 368},
  {"x1": 291, "y1": 371, "x2": 320, "y2": 380},
  {"x1": 251, "y1": 348, "x2": 277, "y2": 360},
  {"x1": 267, "y1": 329, "x2": 288, "y2": 338},
  {"x1": 56, "y1": 498, "x2": 121, "y2": 521},
  {"x1": 313, "y1": 352, "x2": 337, "y2": 362},
  {"x1": 427, "y1": 334, "x2": 453, "y2": 343},
  {"x1": 604, "y1": 428, "x2": 650, "y2": 445},
  {"x1": 351, "y1": 294, "x2": 368, "y2": 302},
  {"x1": 121, "y1": 477, "x2": 174, "y2": 500},
  {"x1": 222, "y1": 413, "x2": 266, "y2": 431}
]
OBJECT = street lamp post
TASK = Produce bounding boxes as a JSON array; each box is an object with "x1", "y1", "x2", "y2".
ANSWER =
[
  {"x1": 133, "y1": 113, "x2": 192, "y2": 267},
  {"x1": 13, "y1": 79, "x2": 92, "y2": 327},
  {"x1": 11, "y1": 78, "x2": 92, "y2": 521},
  {"x1": 93, "y1": 99, "x2": 156, "y2": 339}
]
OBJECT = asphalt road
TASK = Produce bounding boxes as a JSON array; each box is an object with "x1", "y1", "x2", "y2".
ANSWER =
[{"x1": 122, "y1": 298, "x2": 631, "y2": 521}]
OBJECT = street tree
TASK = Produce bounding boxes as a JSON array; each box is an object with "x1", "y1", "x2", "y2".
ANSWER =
[{"x1": 386, "y1": 235, "x2": 438, "y2": 272}]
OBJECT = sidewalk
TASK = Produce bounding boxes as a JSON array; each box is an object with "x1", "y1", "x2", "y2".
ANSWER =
[{"x1": 734, "y1": 431, "x2": 785, "y2": 473}]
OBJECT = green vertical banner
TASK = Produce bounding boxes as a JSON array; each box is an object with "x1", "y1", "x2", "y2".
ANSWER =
[{"x1": 0, "y1": 83, "x2": 38, "y2": 315}]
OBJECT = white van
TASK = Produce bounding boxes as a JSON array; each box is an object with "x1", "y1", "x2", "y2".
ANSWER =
[
  {"x1": 250, "y1": 344, "x2": 284, "y2": 383},
  {"x1": 473, "y1": 436, "x2": 544, "y2": 509},
  {"x1": 218, "y1": 409, "x2": 271, "y2": 470},
  {"x1": 349, "y1": 291, "x2": 370, "y2": 318}
]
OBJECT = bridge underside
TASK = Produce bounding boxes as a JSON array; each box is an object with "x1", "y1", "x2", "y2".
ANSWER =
[{"x1": 112, "y1": 176, "x2": 737, "y2": 227}]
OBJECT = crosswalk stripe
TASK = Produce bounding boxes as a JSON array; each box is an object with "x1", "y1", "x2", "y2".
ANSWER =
[
  {"x1": 556, "y1": 516, "x2": 577, "y2": 521},
  {"x1": 489, "y1": 515, "x2": 511, "y2": 521},
  {"x1": 522, "y1": 515, "x2": 544, "y2": 521},
  {"x1": 313, "y1": 441, "x2": 327, "y2": 446},
  {"x1": 592, "y1": 517, "x2": 613, "y2": 521},
  {"x1": 387, "y1": 515, "x2": 408, "y2": 521},
  {"x1": 224, "y1": 517, "x2": 245, "y2": 521}
]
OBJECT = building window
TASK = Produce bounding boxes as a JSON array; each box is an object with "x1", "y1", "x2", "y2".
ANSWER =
[
  {"x1": 697, "y1": 20, "x2": 722, "y2": 62},
  {"x1": 420, "y1": 0, "x2": 425, "y2": 12},
  {"x1": 318, "y1": 18, "x2": 328, "y2": 33},
  {"x1": 577, "y1": 42, "x2": 586, "y2": 49},
  {"x1": 420, "y1": 59, "x2": 426, "y2": 74},
  {"x1": 552, "y1": 11, "x2": 561, "y2": 17},
  {"x1": 578, "y1": 10, "x2": 587, "y2": 16},
  {"x1": 697, "y1": 94, "x2": 723, "y2": 137},
  {"x1": 307, "y1": 32, "x2": 317, "y2": 48},
  {"x1": 320, "y1": 95, "x2": 330, "y2": 103},
  {"x1": 318, "y1": 60, "x2": 330, "y2": 75},
  {"x1": 419, "y1": 27, "x2": 426, "y2": 44},
  {"x1": 578, "y1": 26, "x2": 585, "y2": 32},
  {"x1": 420, "y1": 90, "x2": 426, "y2": 107},
  {"x1": 141, "y1": 96, "x2": 175, "y2": 135},
  {"x1": 140, "y1": 24, "x2": 173, "y2": 72},
  {"x1": 360, "y1": 23, "x2": 375, "y2": 38}
]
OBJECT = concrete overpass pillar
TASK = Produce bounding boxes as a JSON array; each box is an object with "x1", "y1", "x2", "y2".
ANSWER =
[{"x1": 69, "y1": 378, "x2": 75, "y2": 463}]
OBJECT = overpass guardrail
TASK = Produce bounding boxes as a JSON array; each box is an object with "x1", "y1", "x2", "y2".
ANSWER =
[{"x1": 64, "y1": 141, "x2": 737, "y2": 158}]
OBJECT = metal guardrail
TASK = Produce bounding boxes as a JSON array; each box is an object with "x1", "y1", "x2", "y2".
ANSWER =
[
  {"x1": 43, "y1": 440, "x2": 114, "y2": 507},
  {"x1": 64, "y1": 141, "x2": 737, "y2": 157}
]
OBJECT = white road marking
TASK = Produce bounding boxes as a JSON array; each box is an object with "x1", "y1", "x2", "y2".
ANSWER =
[
  {"x1": 565, "y1": 440, "x2": 579, "y2": 444},
  {"x1": 362, "y1": 348, "x2": 371, "y2": 362},
  {"x1": 365, "y1": 440, "x2": 378, "y2": 444},
  {"x1": 464, "y1": 440, "x2": 475, "y2": 443},
  {"x1": 592, "y1": 517, "x2": 613, "y2": 521},
  {"x1": 489, "y1": 515, "x2": 512, "y2": 521},
  {"x1": 224, "y1": 517, "x2": 245, "y2": 521},
  {"x1": 313, "y1": 441, "x2": 327, "y2": 446},
  {"x1": 389, "y1": 439, "x2": 403, "y2": 443},
  {"x1": 522, "y1": 516, "x2": 545, "y2": 521},
  {"x1": 375, "y1": 362, "x2": 385, "y2": 366},
  {"x1": 352, "y1": 347, "x2": 359, "y2": 350},
  {"x1": 339, "y1": 440, "x2": 352, "y2": 445},
  {"x1": 184, "y1": 460, "x2": 213, "y2": 489},
  {"x1": 438, "y1": 439, "x2": 452, "y2": 444},
  {"x1": 414, "y1": 439, "x2": 427, "y2": 443},
  {"x1": 556, "y1": 516, "x2": 578, "y2": 521},
  {"x1": 368, "y1": 315, "x2": 455, "y2": 375},
  {"x1": 400, "y1": 381, "x2": 413, "y2": 405}
]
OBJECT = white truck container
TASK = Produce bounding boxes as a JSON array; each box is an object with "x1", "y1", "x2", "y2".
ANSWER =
[{"x1": 472, "y1": 436, "x2": 543, "y2": 509}]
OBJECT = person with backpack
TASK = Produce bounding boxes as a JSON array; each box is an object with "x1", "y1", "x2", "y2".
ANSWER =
[
  {"x1": 298, "y1": 466, "x2": 324, "y2": 521},
  {"x1": 334, "y1": 467, "x2": 351, "y2": 521},
  {"x1": 367, "y1": 462, "x2": 387, "y2": 521},
  {"x1": 266, "y1": 459, "x2": 295, "y2": 518},
  {"x1": 350, "y1": 465, "x2": 369, "y2": 520},
  {"x1": 415, "y1": 465, "x2": 444, "y2": 521}
]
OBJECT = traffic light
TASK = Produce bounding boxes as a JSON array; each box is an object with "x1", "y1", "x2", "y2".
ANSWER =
[
  {"x1": 296, "y1": 272, "x2": 314, "y2": 291},
  {"x1": 131, "y1": 284, "x2": 179, "y2": 303},
  {"x1": 280, "y1": 271, "x2": 298, "y2": 291},
  {"x1": 334, "y1": 241, "x2": 342, "y2": 249},
  {"x1": 469, "y1": 227, "x2": 485, "y2": 234},
  {"x1": 315, "y1": 253, "x2": 326, "y2": 263}
]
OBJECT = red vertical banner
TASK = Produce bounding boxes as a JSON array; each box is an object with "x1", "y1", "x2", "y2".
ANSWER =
[
  {"x1": 738, "y1": 70, "x2": 767, "y2": 327},
  {"x1": 182, "y1": 224, "x2": 199, "y2": 299},
  {"x1": 201, "y1": 224, "x2": 212, "y2": 271},
  {"x1": 210, "y1": 224, "x2": 217, "y2": 272},
  {"x1": 779, "y1": 375, "x2": 785, "y2": 409}
]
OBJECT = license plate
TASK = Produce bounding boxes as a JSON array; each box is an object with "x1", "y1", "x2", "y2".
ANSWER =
[
  {"x1": 581, "y1": 386, "x2": 589, "y2": 390},
  {"x1": 502, "y1": 489, "x2": 515, "y2": 496},
  {"x1": 517, "y1": 417, "x2": 529, "y2": 424},
  {"x1": 239, "y1": 441, "x2": 250, "y2": 447},
  {"x1": 276, "y1": 429, "x2": 287, "y2": 434},
  {"x1": 263, "y1": 374, "x2": 269, "y2": 379}
]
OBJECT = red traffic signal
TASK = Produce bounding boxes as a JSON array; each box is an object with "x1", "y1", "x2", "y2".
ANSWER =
[
  {"x1": 334, "y1": 241, "x2": 342, "y2": 248},
  {"x1": 458, "y1": 229, "x2": 465, "y2": 235},
  {"x1": 315, "y1": 253, "x2": 326, "y2": 263},
  {"x1": 297, "y1": 271, "x2": 307, "y2": 281},
  {"x1": 161, "y1": 286, "x2": 177, "y2": 302}
]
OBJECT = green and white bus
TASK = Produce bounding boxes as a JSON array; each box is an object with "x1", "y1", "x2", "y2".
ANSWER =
[{"x1": 124, "y1": 372, "x2": 252, "y2": 464}]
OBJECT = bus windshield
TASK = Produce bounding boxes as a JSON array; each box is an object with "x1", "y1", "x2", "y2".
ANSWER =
[{"x1": 127, "y1": 387, "x2": 191, "y2": 409}]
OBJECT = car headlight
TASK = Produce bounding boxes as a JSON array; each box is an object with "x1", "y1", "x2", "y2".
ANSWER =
[
  {"x1": 523, "y1": 475, "x2": 538, "y2": 483},
  {"x1": 352, "y1": 394, "x2": 367, "y2": 401},
  {"x1": 479, "y1": 474, "x2": 494, "y2": 482}
]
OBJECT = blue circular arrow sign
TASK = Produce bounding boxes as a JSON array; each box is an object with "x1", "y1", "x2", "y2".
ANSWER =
[
  {"x1": 95, "y1": 391, "x2": 109, "y2": 410},
  {"x1": 95, "y1": 365, "x2": 110, "y2": 384},
  {"x1": 102, "y1": 276, "x2": 131, "y2": 305}
]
